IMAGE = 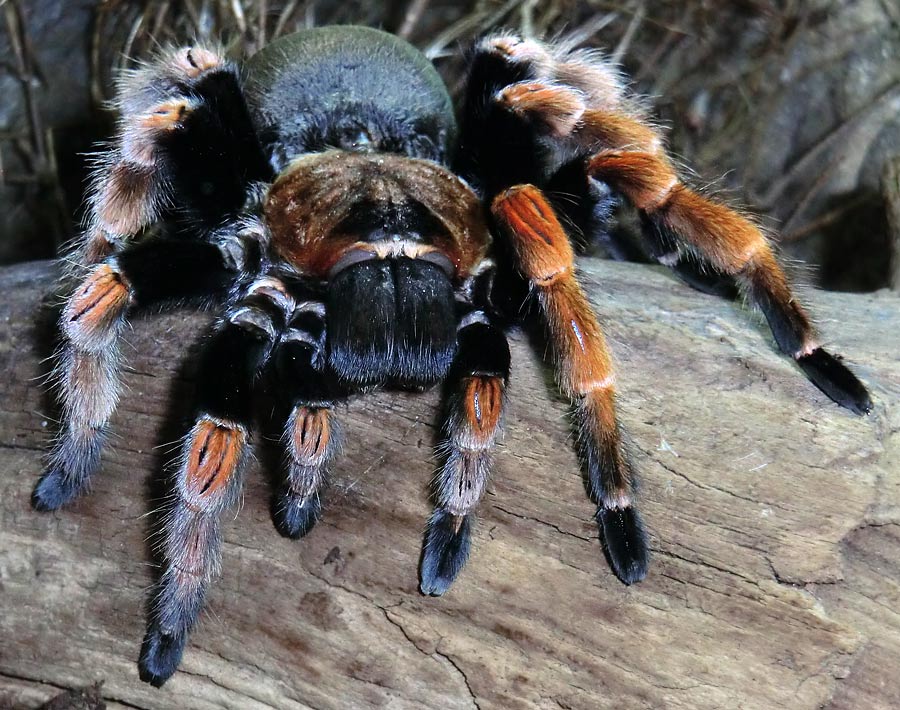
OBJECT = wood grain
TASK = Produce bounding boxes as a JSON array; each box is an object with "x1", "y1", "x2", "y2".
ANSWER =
[{"x1": 1, "y1": 259, "x2": 898, "y2": 710}]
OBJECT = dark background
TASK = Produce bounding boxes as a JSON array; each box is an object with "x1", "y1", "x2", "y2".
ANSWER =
[{"x1": 2, "y1": 0, "x2": 898, "y2": 291}]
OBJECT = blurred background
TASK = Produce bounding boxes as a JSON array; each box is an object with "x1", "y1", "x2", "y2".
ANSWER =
[{"x1": 1, "y1": 0, "x2": 898, "y2": 291}]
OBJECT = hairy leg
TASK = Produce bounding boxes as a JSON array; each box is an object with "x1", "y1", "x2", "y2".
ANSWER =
[
  {"x1": 587, "y1": 149, "x2": 871, "y2": 413},
  {"x1": 79, "y1": 45, "x2": 269, "y2": 263},
  {"x1": 271, "y1": 297, "x2": 344, "y2": 539},
  {"x1": 492, "y1": 185, "x2": 649, "y2": 584},
  {"x1": 34, "y1": 234, "x2": 259, "y2": 511},
  {"x1": 469, "y1": 34, "x2": 870, "y2": 415},
  {"x1": 420, "y1": 312, "x2": 511, "y2": 595},
  {"x1": 40, "y1": 41, "x2": 272, "y2": 508},
  {"x1": 139, "y1": 275, "x2": 291, "y2": 686}
]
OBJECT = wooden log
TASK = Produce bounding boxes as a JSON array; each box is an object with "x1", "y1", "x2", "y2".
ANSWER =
[{"x1": 0, "y1": 258, "x2": 898, "y2": 710}]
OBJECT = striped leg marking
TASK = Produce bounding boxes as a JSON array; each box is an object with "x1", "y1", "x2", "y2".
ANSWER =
[
  {"x1": 421, "y1": 316, "x2": 510, "y2": 596},
  {"x1": 493, "y1": 185, "x2": 649, "y2": 584}
]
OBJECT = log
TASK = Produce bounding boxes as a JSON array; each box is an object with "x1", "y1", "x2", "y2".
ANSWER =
[{"x1": 0, "y1": 258, "x2": 898, "y2": 710}]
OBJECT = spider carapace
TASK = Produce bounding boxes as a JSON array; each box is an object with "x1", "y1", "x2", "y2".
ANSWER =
[{"x1": 34, "y1": 26, "x2": 871, "y2": 686}]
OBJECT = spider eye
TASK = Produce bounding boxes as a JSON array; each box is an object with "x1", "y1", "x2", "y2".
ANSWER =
[
  {"x1": 199, "y1": 181, "x2": 215, "y2": 196},
  {"x1": 341, "y1": 129, "x2": 373, "y2": 151}
]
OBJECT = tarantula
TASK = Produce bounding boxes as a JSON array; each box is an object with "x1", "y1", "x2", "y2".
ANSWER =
[{"x1": 34, "y1": 26, "x2": 871, "y2": 686}]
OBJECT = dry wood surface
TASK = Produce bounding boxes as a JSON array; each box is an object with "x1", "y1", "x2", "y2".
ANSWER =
[{"x1": 1, "y1": 258, "x2": 898, "y2": 710}]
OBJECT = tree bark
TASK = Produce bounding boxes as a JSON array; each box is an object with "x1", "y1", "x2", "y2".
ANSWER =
[
  {"x1": 1, "y1": 259, "x2": 898, "y2": 710},
  {"x1": 883, "y1": 157, "x2": 900, "y2": 291}
]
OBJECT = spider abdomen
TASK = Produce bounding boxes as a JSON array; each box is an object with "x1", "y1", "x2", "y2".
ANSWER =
[{"x1": 244, "y1": 26, "x2": 457, "y2": 165}]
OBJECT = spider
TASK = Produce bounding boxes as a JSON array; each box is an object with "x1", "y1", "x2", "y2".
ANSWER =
[{"x1": 33, "y1": 26, "x2": 871, "y2": 687}]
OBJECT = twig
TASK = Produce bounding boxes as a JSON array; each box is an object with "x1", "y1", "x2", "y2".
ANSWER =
[
  {"x1": 757, "y1": 81, "x2": 900, "y2": 208},
  {"x1": 182, "y1": 0, "x2": 202, "y2": 34},
  {"x1": 424, "y1": 0, "x2": 525, "y2": 59},
  {"x1": 397, "y1": 0, "x2": 430, "y2": 40},
  {"x1": 229, "y1": 0, "x2": 247, "y2": 35},
  {"x1": 121, "y1": 10, "x2": 146, "y2": 74},
  {"x1": 518, "y1": 0, "x2": 538, "y2": 39},
  {"x1": 271, "y1": 0, "x2": 298, "y2": 39},
  {"x1": 258, "y1": 0, "x2": 268, "y2": 47},
  {"x1": 778, "y1": 151, "x2": 847, "y2": 236},
  {"x1": 590, "y1": 0, "x2": 693, "y2": 36},
  {"x1": 610, "y1": 0, "x2": 644, "y2": 66},
  {"x1": 0, "y1": 0, "x2": 70, "y2": 247},
  {"x1": 556, "y1": 12, "x2": 619, "y2": 54},
  {"x1": 780, "y1": 195, "x2": 870, "y2": 243},
  {"x1": 149, "y1": 1, "x2": 172, "y2": 44},
  {"x1": 631, "y1": 19, "x2": 679, "y2": 83},
  {"x1": 4, "y1": 0, "x2": 48, "y2": 167}
]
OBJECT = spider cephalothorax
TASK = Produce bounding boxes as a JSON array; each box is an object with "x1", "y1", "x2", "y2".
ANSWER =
[{"x1": 34, "y1": 25, "x2": 871, "y2": 687}]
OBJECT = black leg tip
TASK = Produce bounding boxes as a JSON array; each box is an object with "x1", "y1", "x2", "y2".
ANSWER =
[
  {"x1": 420, "y1": 510, "x2": 472, "y2": 596},
  {"x1": 796, "y1": 348, "x2": 872, "y2": 415},
  {"x1": 597, "y1": 507, "x2": 649, "y2": 585},
  {"x1": 273, "y1": 491, "x2": 322, "y2": 540},
  {"x1": 139, "y1": 625, "x2": 187, "y2": 687},
  {"x1": 32, "y1": 470, "x2": 82, "y2": 511}
]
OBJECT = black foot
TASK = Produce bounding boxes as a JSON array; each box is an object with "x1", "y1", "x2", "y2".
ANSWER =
[
  {"x1": 796, "y1": 348, "x2": 872, "y2": 415},
  {"x1": 139, "y1": 624, "x2": 187, "y2": 687},
  {"x1": 420, "y1": 509, "x2": 472, "y2": 596},
  {"x1": 272, "y1": 491, "x2": 321, "y2": 539},
  {"x1": 597, "y1": 507, "x2": 649, "y2": 585},
  {"x1": 32, "y1": 470, "x2": 84, "y2": 511}
]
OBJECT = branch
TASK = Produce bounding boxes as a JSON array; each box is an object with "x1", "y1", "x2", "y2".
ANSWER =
[{"x1": 1, "y1": 258, "x2": 898, "y2": 709}]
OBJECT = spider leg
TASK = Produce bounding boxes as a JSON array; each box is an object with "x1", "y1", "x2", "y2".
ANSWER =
[
  {"x1": 469, "y1": 35, "x2": 871, "y2": 415},
  {"x1": 420, "y1": 312, "x2": 511, "y2": 596},
  {"x1": 139, "y1": 274, "x2": 291, "y2": 687},
  {"x1": 492, "y1": 186, "x2": 648, "y2": 584},
  {"x1": 34, "y1": 232, "x2": 259, "y2": 511},
  {"x1": 640, "y1": 215, "x2": 740, "y2": 298},
  {"x1": 270, "y1": 298, "x2": 344, "y2": 539},
  {"x1": 586, "y1": 149, "x2": 872, "y2": 414},
  {"x1": 43, "y1": 44, "x2": 271, "y2": 507},
  {"x1": 496, "y1": 80, "x2": 742, "y2": 297},
  {"x1": 79, "y1": 45, "x2": 269, "y2": 263}
]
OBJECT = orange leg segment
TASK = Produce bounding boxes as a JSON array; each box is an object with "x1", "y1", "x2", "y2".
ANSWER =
[
  {"x1": 181, "y1": 418, "x2": 248, "y2": 507},
  {"x1": 586, "y1": 149, "x2": 871, "y2": 412},
  {"x1": 492, "y1": 184, "x2": 648, "y2": 584},
  {"x1": 421, "y1": 317, "x2": 511, "y2": 596},
  {"x1": 79, "y1": 45, "x2": 227, "y2": 265},
  {"x1": 62, "y1": 263, "x2": 132, "y2": 351},
  {"x1": 274, "y1": 404, "x2": 337, "y2": 540},
  {"x1": 497, "y1": 82, "x2": 586, "y2": 136},
  {"x1": 586, "y1": 147, "x2": 815, "y2": 353}
]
